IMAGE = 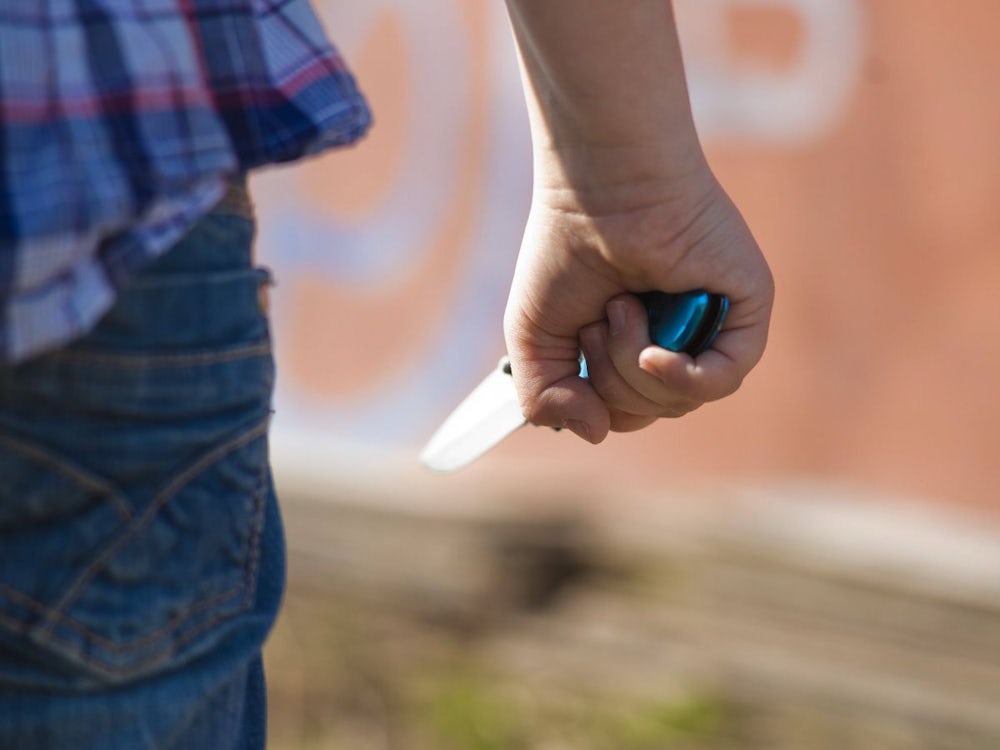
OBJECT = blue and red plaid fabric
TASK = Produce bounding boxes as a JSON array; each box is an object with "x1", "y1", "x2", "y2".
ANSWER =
[{"x1": 0, "y1": 0, "x2": 370, "y2": 362}]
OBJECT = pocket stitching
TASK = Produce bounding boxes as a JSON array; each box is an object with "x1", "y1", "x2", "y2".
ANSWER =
[
  {"x1": 0, "y1": 585, "x2": 251, "y2": 682},
  {"x1": 0, "y1": 433, "x2": 133, "y2": 523},
  {"x1": 0, "y1": 454, "x2": 267, "y2": 680},
  {"x1": 34, "y1": 417, "x2": 270, "y2": 647},
  {"x1": 0, "y1": 579, "x2": 245, "y2": 653}
]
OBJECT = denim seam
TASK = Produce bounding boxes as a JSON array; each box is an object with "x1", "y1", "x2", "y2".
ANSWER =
[
  {"x1": 6, "y1": 452, "x2": 270, "y2": 656},
  {"x1": 0, "y1": 579, "x2": 244, "y2": 652},
  {"x1": 52, "y1": 342, "x2": 272, "y2": 369},
  {"x1": 0, "y1": 589, "x2": 254, "y2": 683},
  {"x1": 0, "y1": 433, "x2": 133, "y2": 522},
  {"x1": 0, "y1": 609, "x2": 37, "y2": 638},
  {"x1": 0, "y1": 423, "x2": 269, "y2": 680},
  {"x1": 0, "y1": 454, "x2": 267, "y2": 679},
  {"x1": 66, "y1": 464, "x2": 266, "y2": 679},
  {"x1": 240, "y1": 452, "x2": 267, "y2": 613},
  {"x1": 37, "y1": 417, "x2": 270, "y2": 644}
]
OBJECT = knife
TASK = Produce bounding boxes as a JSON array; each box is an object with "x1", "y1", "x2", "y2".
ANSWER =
[{"x1": 420, "y1": 290, "x2": 729, "y2": 472}]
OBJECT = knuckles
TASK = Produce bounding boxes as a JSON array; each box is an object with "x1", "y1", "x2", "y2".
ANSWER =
[{"x1": 519, "y1": 398, "x2": 551, "y2": 427}]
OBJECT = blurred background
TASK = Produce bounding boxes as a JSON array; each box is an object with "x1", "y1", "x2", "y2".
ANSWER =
[{"x1": 252, "y1": 1, "x2": 1000, "y2": 748}]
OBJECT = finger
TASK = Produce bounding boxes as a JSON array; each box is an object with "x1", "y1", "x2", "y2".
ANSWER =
[
  {"x1": 607, "y1": 411, "x2": 658, "y2": 433},
  {"x1": 579, "y1": 321, "x2": 694, "y2": 419},
  {"x1": 602, "y1": 294, "x2": 707, "y2": 411},
  {"x1": 635, "y1": 302, "x2": 769, "y2": 402},
  {"x1": 504, "y1": 333, "x2": 611, "y2": 444},
  {"x1": 636, "y1": 341, "x2": 742, "y2": 402}
]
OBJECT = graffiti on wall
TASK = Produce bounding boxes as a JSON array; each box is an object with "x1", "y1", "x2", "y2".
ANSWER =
[
  {"x1": 678, "y1": 0, "x2": 865, "y2": 143},
  {"x1": 252, "y1": 0, "x2": 865, "y2": 449}
]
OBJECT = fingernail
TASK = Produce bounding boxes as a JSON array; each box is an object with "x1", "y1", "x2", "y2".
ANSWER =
[
  {"x1": 639, "y1": 349, "x2": 671, "y2": 382},
  {"x1": 638, "y1": 359, "x2": 664, "y2": 382},
  {"x1": 607, "y1": 301, "x2": 626, "y2": 336},
  {"x1": 563, "y1": 419, "x2": 593, "y2": 443}
]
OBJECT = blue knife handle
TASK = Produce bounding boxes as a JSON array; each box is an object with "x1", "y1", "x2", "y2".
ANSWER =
[
  {"x1": 579, "y1": 290, "x2": 728, "y2": 378},
  {"x1": 641, "y1": 290, "x2": 729, "y2": 356}
]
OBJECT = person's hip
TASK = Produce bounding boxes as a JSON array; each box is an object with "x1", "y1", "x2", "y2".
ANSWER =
[{"x1": 0, "y1": 181, "x2": 281, "y2": 694}]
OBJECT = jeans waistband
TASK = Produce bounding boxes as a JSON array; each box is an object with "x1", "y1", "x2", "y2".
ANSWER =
[{"x1": 0, "y1": 188, "x2": 273, "y2": 422}]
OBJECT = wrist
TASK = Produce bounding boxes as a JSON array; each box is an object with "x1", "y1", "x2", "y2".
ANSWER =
[
  {"x1": 531, "y1": 140, "x2": 714, "y2": 216},
  {"x1": 507, "y1": 0, "x2": 706, "y2": 203}
]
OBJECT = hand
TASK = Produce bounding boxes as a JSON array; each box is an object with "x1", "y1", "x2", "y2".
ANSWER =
[
  {"x1": 501, "y1": 0, "x2": 773, "y2": 443},
  {"x1": 503, "y1": 164, "x2": 774, "y2": 444}
]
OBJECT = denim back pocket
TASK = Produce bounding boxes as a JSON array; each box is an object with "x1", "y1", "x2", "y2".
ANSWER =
[{"x1": 0, "y1": 260, "x2": 276, "y2": 690}]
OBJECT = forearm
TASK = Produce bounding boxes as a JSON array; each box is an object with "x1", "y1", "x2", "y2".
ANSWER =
[
  {"x1": 502, "y1": 0, "x2": 772, "y2": 442},
  {"x1": 504, "y1": 0, "x2": 707, "y2": 194}
]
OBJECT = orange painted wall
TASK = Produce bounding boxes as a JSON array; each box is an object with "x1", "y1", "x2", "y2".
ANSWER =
[{"x1": 253, "y1": 1, "x2": 1000, "y2": 511}]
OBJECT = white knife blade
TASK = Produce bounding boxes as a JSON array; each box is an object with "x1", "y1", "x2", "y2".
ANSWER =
[
  {"x1": 420, "y1": 291, "x2": 730, "y2": 473},
  {"x1": 419, "y1": 357, "x2": 527, "y2": 472}
]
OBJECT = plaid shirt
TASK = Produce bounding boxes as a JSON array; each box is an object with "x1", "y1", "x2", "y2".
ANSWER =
[{"x1": 0, "y1": 1, "x2": 370, "y2": 363}]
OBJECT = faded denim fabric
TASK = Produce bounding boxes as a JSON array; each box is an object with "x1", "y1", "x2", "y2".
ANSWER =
[{"x1": 0, "y1": 184, "x2": 285, "y2": 749}]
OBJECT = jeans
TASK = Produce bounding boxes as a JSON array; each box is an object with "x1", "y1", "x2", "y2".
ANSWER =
[{"x1": 0, "y1": 183, "x2": 284, "y2": 749}]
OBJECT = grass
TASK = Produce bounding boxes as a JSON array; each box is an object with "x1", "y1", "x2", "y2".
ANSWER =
[{"x1": 264, "y1": 586, "x2": 733, "y2": 750}]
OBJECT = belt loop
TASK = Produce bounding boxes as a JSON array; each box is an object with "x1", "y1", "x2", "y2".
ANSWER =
[
  {"x1": 256, "y1": 267, "x2": 275, "y2": 317},
  {"x1": 216, "y1": 173, "x2": 254, "y2": 220}
]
